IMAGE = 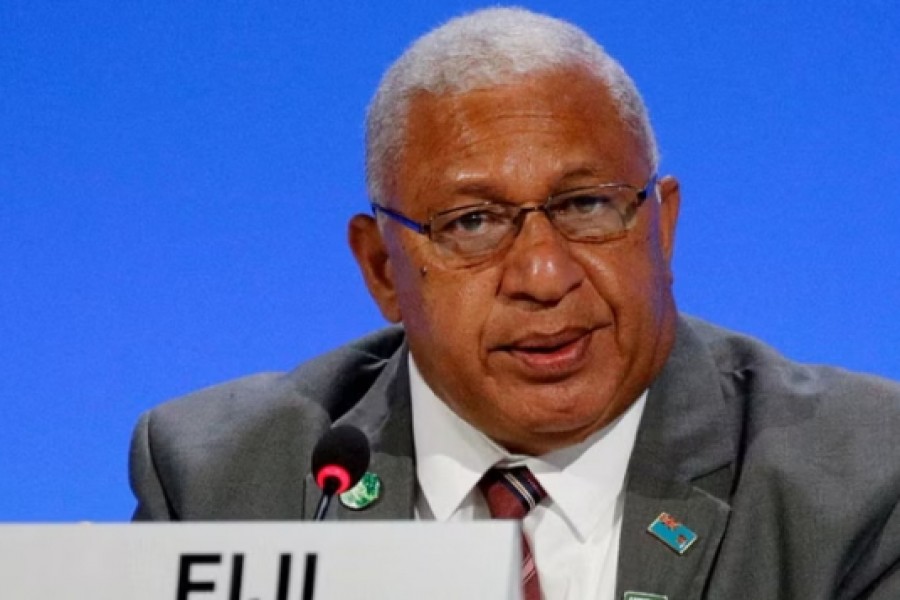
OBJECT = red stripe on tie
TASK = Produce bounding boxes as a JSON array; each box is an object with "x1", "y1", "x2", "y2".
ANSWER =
[{"x1": 478, "y1": 467, "x2": 547, "y2": 600}]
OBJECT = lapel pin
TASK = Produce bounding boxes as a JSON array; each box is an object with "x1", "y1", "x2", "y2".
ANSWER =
[
  {"x1": 647, "y1": 512, "x2": 698, "y2": 555},
  {"x1": 624, "y1": 592, "x2": 668, "y2": 600},
  {"x1": 339, "y1": 471, "x2": 382, "y2": 510}
]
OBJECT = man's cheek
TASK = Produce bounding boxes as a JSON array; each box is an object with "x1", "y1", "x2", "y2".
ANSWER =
[{"x1": 428, "y1": 284, "x2": 479, "y2": 317}]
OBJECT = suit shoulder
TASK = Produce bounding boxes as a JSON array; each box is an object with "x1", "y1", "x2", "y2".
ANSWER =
[
  {"x1": 142, "y1": 326, "x2": 406, "y2": 451},
  {"x1": 130, "y1": 327, "x2": 406, "y2": 518},
  {"x1": 684, "y1": 316, "x2": 900, "y2": 498},
  {"x1": 683, "y1": 314, "x2": 900, "y2": 412}
]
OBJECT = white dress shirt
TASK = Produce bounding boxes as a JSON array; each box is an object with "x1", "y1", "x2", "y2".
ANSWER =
[{"x1": 409, "y1": 356, "x2": 647, "y2": 600}]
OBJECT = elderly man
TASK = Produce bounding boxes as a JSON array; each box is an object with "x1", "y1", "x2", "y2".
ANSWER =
[{"x1": 130, "y1": 7, "x2": 900, "y2": 599}]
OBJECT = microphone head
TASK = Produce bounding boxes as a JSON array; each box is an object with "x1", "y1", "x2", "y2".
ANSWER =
[{"x1": 311, "y1": 425, "x2": 371, "y2": 495}]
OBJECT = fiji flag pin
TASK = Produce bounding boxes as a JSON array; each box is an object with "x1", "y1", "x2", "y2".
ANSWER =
[
  {"x1": 647, "y1": 512, "x2": 698, "y2": 555},
  {"x1": 339, "y1": 471, "x2": 382, "y2": 510}
]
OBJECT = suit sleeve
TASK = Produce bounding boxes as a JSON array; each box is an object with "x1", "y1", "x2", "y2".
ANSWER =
[
  {"x1": 128, "y1": 411, "x2": 175, "y2": 521},
  {"x1": 843, "y1": 496, "x2": 900, "y2": 599},
  {"x1": 864, "y1": 570, "x2": 900, "y2": 600}
]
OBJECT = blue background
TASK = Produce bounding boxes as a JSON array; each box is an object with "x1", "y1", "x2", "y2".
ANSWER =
[{"x1": 2, "y1": 2, "x2": 898, "y2": 521}]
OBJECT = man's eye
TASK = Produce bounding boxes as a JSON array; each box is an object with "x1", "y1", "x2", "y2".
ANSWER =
[
  {"x1": 565, "y1": 194, "x2": 612, "y2": 214},
  {"x1": 456, "y1": 211, "x2": 488, "y2": 231},
  {"x1": 443, "y1": 209, "x2": 504, "y2": 234}
]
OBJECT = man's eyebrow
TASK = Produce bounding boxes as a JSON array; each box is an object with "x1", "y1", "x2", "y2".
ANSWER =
[
  {"x1": 447, "y1": 182, "x2": 509, "y2": 202},
  {"x1": 439, "y1": 165, "x2": 615, "y2": 203},
  {"x1": 556, "y1": 165, "x2": 609, "y2": 183}
]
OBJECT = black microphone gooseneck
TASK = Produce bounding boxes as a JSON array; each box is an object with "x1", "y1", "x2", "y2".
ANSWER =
[{"x1": 310, "y1": 425, "x2": 371, "y2": 521}]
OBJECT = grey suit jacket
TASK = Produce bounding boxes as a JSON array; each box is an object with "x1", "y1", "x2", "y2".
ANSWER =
[{"x1": 130, "y1": 315, "x2": 900, "y2": 598}]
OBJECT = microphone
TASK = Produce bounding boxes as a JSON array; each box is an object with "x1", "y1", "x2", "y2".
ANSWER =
[{"x1": 310, "y1": 425, "x2": 371, "y2": 520}]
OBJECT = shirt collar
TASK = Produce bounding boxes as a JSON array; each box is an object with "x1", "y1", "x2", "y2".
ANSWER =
[
  {"x1": 410, "y1": 356, "x2": 505, "y2": 520},
  {"x1": 409, "y1": 354, "x2": 646, "y2": 540},
  {"x1": 529, "y1": 391, "x2": 646, "y2": 540}
]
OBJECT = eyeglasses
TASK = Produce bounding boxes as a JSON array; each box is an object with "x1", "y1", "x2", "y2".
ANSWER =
[{"x1": 371, "y1": 174, "x2": 658, "y2": 267}]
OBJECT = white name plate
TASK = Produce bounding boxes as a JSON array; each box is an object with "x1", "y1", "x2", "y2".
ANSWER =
[{"x1": 0, "y1": 522, "x2": 522, "y2": 600}]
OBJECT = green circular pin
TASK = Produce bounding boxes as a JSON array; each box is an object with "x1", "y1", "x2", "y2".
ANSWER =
[{"x1": 340, "y1": 471, "x2": 382, "y2": 510}]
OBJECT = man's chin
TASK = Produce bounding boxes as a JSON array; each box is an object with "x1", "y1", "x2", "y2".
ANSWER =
[{"x1": 489, "y1": 403, "x2": 623, "y2": 454}]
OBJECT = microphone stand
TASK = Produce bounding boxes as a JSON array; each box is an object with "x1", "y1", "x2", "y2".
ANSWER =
[{"x1": 313, "y1": 479, "x2": 339, "y2": 521}]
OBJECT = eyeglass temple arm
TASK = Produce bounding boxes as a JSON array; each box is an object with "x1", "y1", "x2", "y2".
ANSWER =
[
  {"x1": 639, "y1": 173, "x2": 660, "y2": 204},
  {"x1": 370, "y1": 203, "x2": 428, "y2": 234}
]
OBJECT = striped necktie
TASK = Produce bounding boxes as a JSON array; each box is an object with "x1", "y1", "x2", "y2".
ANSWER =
[{"x1": 478, "y1": 466, "x2": 547, "y2": 600}]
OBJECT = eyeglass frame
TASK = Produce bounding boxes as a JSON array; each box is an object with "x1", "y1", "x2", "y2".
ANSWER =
[{"x1": 370, "y1": 173, "x2": 659, "y2": 260}]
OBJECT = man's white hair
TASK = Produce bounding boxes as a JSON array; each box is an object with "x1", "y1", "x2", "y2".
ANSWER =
[{"x1": 365, "y1": 6, "x2": 659, "y2": 204}]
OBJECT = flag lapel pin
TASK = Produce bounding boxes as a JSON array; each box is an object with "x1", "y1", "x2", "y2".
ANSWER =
[{"x1": 647, "y1": 511, "x2": 698, "y2": 555}]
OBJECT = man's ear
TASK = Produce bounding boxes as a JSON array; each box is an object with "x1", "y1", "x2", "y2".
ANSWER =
[
  {"x1": 348, "y1": 214, "x2": 402, "y2": 322},
  {"x1": 656, "y1": 175, "x2": 681, "y2": 265}
]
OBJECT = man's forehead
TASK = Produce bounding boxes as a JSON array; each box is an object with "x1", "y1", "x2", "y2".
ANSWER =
[
  {"x1": 397, "y1": 73, "x2": 647, "y2": 188},
  {"x1": 406, "y1": 67, "x2": 621, "y2": 122}
]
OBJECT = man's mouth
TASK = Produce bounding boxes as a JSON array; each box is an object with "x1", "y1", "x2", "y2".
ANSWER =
[{"x1": 498, "y1": 328, "x2": 594, "y2": 377}]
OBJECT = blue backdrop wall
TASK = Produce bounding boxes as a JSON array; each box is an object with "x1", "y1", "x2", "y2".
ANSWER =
[{"x1": 2, "y1": 1, "x2": 898, "y2": 521}]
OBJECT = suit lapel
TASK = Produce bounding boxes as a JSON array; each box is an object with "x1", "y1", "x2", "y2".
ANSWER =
[
  {"x1": 302, "y1": 345, "x2": 416, "y2": 520},
  {"x1": 616, "y1": 472, "x2": 731, "y2": 598},
  {"x1": 616, "y1": 317, "x2": 741, "y2": 598}
]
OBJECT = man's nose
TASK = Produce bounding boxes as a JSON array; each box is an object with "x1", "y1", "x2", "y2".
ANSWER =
[{"x1": 498, "y1": 213, "x2": 585, "y2": 305}]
